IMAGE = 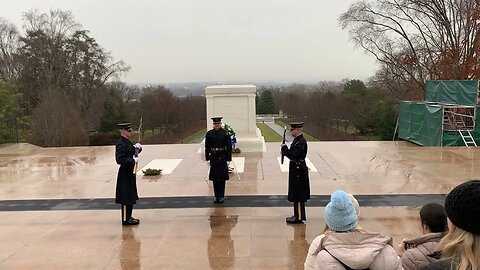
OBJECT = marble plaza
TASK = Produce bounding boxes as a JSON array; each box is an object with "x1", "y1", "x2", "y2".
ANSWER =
[{"x1": 1, "y1": 141, "x2": 479, "y2": 269}]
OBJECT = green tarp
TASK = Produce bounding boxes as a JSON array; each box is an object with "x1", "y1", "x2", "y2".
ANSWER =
[
  {"x1": 399, "y1": 80, "x2": 480, "y2": 147},
  {"x1": 425, "y1": 80, "x2": 479, "y2": 106},
  {"x1": 398, "y1": 101, "x2": 443, "y2": 146},
  {"x1": 399, "y1": 103, "x2": 480, "y2": 147}
]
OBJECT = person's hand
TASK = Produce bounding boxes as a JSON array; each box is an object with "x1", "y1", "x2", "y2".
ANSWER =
[
  {"x1": 396, "y1": 238, "x2": 408, "y2": 256},
  {"x1": 134, "y1": 143, "x2": 142, "y2": 150},
  {"x1": 133, "y1": 156, "x2": 139, "y2": 163}
]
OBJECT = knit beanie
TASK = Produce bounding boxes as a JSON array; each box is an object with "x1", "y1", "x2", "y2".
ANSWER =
[
  {"x1": 324, "y1": 190, "x2": 358, "y2": 232},
  {"x1": 445, "y1": 180, "x2": 480, "y2": 235},
  {"x1": 445, "y1": 180, "x2": 480, "y2": 234}
]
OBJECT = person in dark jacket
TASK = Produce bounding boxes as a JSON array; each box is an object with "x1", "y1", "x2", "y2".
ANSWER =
[
  {"x1": 281, "y1": 122, "x2": 310, "y2": 224},
  {"x1": 115, "y1": 123, "x2": 142, "y2": 226},
  {"x1": 423, "y1": 180, "x2": 480, "y2": 270},
  {"x1": 205, "y1": 117, "x2": 232, "y2": 203},
  {"x1": 396, "y1": 203, "x2": 447, "y2": 270}
]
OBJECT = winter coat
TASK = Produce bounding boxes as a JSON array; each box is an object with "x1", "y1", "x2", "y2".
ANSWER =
[
  {"x1": 400, "y1": 232, "x2": 444, "y2": 270},
  {"x1": 205, "y1": 128, "x2": 232, "y2": 181},
  {"x1": 304, "y1": 231, "x2": 403, "y2": 270},
  {"x1": 281, "y1": 134, "x2": 310, "y2": 202},
  {"x1": 115, "y1": 136, "x2": 140, "y2": 205}
]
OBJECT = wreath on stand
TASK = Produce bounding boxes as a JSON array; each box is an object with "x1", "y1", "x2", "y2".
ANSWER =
[{"x1": 223, "y1": 123, "x2": 241, "y2": 153}]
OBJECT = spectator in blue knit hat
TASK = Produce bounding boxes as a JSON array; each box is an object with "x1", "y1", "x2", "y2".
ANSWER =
[
  {"x1": 304, "y1": 190, "x2": 402, "y2": 270},
  {"x1": 423, "y1": 180, "x2": 480, "y2": 270}
]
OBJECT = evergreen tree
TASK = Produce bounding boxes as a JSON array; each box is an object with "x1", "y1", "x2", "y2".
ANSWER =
[
  {"x1": 0, "y1": 81, "x2": 23, "y2": 143},
  {"x1": 99, "y1": 87, "x2": 127, "y2": 132},
  {"x1": 257, "y1": 89, "x2": 276, "y2": 114}
]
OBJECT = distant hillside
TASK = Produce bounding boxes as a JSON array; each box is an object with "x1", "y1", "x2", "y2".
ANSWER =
[{"x1": 127, "y1": 81, "x2": 297, "y2": 97}]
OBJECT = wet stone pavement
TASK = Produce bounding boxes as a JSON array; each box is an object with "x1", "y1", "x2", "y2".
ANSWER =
[{"x1": 0, "y1": 141, "x2": 479, "y2": 269}]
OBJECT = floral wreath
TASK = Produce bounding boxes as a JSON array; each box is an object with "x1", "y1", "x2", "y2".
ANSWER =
[
  {"x1": 222, "y1": 123, "x2": 237, "y2": 149},
  {"x1": 222, "y1": 123, "x2": 235, "y2": 135}
]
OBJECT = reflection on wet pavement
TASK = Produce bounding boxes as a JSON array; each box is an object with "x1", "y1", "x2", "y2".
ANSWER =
[
  {"x1": 119, "y1": 227, "x2": 141, "y2": 270},
  {"x1": 208, "y1": 210, "x2": 238, "y2": 269}
]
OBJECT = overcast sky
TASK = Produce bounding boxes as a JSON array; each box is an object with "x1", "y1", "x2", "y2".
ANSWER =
[{"x1": 1, "y1": 0, "x2": 377, "y2": 84}]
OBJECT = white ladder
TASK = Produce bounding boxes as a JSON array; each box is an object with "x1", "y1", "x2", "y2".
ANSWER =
[{"x1": 459, "y1": 130, "x2": 477, "y2": 147}]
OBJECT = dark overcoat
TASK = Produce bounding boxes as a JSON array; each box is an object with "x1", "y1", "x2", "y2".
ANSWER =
[
  {"x1": 205, "y1": 128, "x2": 232, "y2": 181},
  {"x1": 115, "y1": 136, "x2": 140, "y2": 204},
  {"x1": 281, "y1": 134, "x2": 310, "y2": 202}
]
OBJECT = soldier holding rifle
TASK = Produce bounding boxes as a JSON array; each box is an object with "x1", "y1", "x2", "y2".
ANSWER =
[
  {"x1": 281, "y1": 122, "x2": 310, "y2": 224},
  {"x1": 115, "y1": 122, "x2": 142, "y2": 226}
]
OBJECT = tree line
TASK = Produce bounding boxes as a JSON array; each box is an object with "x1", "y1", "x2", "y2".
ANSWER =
[
  {"x1": 0, "y1": 9, "x2": 205, "y2": 146},
  {"x1": 256, "y1": 80, "x2": 396, "y2": 140}
]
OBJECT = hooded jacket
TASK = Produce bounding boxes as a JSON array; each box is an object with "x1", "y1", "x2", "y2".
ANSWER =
[
  {"x1": 305, "y1": 231, "x2": 403, "y2": 270},
  {"x1": 400, "y1": 232, "x2": 444, "y2": 270}
]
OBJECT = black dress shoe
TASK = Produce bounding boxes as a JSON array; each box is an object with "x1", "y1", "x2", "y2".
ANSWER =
[
  {"x1": 122, "y1": 217, "x2": 140, "y2": 226},
  {"x1": 213, "y1": 197, "x2": 224, "y2": 204},
  {"x1": 131, "y1": 217, "x2": 140, "y2": 223},
  {"x1": 286, "y1": 216, "x2": 303, "y2": 224}
]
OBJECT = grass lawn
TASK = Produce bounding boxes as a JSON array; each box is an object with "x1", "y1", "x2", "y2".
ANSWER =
[
  {"x1": 131, "y1": 127, "x2": 163, "y2": 142},
  {"x1": 177, "y1": 128, "x2": 207, "y2": 143},
  {"x1": 274, "y1": 119, "x2": 317, "y2": 141},
  {"x1": 256, "y1": 123, "x2": 282, "y2": 142}
]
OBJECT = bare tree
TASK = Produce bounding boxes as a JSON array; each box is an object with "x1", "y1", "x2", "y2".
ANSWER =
[
  {"x1": 30, "y1": 88, "x2": 88, "y2": 146},
  {"x1": 340, "y1": 0, "x2": 480, "y2": 99},
  {"x1": 16, "y1": 9, "x2": 129, "y2": 142},
  {"x1": 0, "y1": 18, "x2": 20, "y2": 81}
]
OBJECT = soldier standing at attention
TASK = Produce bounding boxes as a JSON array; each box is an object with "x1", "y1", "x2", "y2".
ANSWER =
[
  {"x1": 281, "y1": 122, "x2": 310, "y2": 224},
  {"x1": 115, "y1": 123, "x2": 142, "y2": 225},
  {"x1": 205, "y1": 117, "x2": 232, "y2": 203}
]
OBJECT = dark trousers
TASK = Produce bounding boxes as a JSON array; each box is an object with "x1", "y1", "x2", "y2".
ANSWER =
[
  {"x1": 213, "y1": 181, "x2": 226, "y2": 199},
  {"x1": 293, "y1": 202, "x2": 306, "y2": 221},
  {"x1": 121, "y1": 204, "x2": 133, "y2": 222}
]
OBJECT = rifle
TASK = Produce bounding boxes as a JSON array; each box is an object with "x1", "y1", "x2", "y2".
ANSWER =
[
  {"x1": 133, "y1": 117, "x2": 143, "y2": 174},
  {"x1": 229, "y1": 159, "x2": 241, "y2": 180},
  {"x1": 281, "y1": 126, "x2": 286, "y2": 164}
]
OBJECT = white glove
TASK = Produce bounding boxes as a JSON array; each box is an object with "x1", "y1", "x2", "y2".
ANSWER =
[
  {"x1": 133, "y1": 156, "x2": 139, "y2": 163},
  {"x1": 134, "y1": 143, "x2": 142, "y2": 150}
]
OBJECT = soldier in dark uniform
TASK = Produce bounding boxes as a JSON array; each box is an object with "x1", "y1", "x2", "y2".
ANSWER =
[
  {"x1": 205, "y1": 117, "x2": 232, "y2": 203},
  {"x1": 281, "y1": 122, "x2": 310, "y2": 224},
  {"x1": 115, "y1": 123, "x2": 142, "y2": 225}
]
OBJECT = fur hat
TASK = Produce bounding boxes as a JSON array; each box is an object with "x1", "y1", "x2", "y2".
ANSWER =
[
  {"x1": 445, "y1": 180, "x2": 480, "y2": 234},
  {"x1": 324, "y1": 190, "x2": 358, "y2": 232}
]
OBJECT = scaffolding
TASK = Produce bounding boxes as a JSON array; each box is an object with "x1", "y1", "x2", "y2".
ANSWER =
[
  {"x1": 398, "y1": 80, "x2": 480, "y2": 147},
  {"x1": 441, "y1": 104, "x2": 477, "y2": 146}
]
